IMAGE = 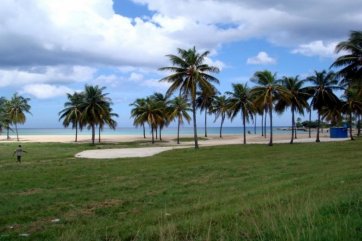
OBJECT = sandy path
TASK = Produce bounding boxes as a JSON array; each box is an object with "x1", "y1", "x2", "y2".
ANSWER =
[
  {"x1": 75, "y1": 146, "x2": 188, "y2": 159},
  {"x1": 74, "y1": 134, "x2": 349, "y2": 159}
]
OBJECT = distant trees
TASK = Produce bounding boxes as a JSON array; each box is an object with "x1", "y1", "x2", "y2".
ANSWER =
[
  {"x1": 169, "y1": 96, "x2": 191, "y2": 144},
  {"x1": 251, "y1": 70, "x2": 290, "y2": 146},
  {"x1": 128, "y1": 33, "x2": 362, "y2": 146},
  {"x1": 275, "y1": 76, "x2": 310, "y2": 144},
  {"x1": 211, "y1": 95, "x2": 229, "y2": 138},
  {"x1": 307, "y1": 71, "x2": 340, "y2": 142},
  {"x1": 59, "y1": 92, "x2": 83, "y2": 142},
  {"x1": 3, "y1": 94, "x2": 32, "y2": 141},
  {"x1": 59, "y1": 85, "x2": 118, "y2": 144},
  {"x1": 227, "y1": 83, "x2": 255, "y2": 144},
  {"x1": 0, "y1": 97, "x2": 13, "y2": 139}
]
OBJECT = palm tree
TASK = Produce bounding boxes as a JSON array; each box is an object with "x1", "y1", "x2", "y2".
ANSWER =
[
  {"x1": 7, "y1": 93, "x2": 31, "y2": 141},
  {"x1": 80, "y1": 85, "x2": 113, "y2": 145},
  {"x1": 251, "y1": 70, "x2": 289, "y2": 146},
  {"x1": 0, "y1": 97, "x2": 13, "y2": 140},
  {"x1": 142, "y1": 97, "x2": 164, "y2": 144},
  {"x1": 275, "y1": 76, "x2": 310, "y2": 144},
  {"x1": 196, "y1": 87, "x2": 217, "y2": 137},
  {"x1": 211, "y1": 95, "x2": 230, "y2": 138},
  {"x1": 0, "y1": 99, "x2": 12, "y2": 140},
  {"x1": 159, "y1": 47, "x2": 220, "y2": 149},
  {"x1": 59, "y1": 92, "x2": 84, "y2": 142},
  {"x1": 169, "y1": 96, "x2": 191, "y2": 144},
  {"x1": 307, "y1": 71, "x2": 340, "y2": 142},
  {"x1": 331, "y1": 31, "x2": 362, "y2": 84},
  {"x1": 150, "y1": 93, "x2": 171, "y2": 141},
  {"x1": 130, "y1": 98, "x2": 147, "y2": 138},
  {"x1": 341, "y1": 88, "x2": 362, "y2": 140},
  {"x1": 227, "y1": 83, "x2": 255, "y2": 144},
  {"x1": 97, "y1": 107, "x2": 118, "y2": 143}
]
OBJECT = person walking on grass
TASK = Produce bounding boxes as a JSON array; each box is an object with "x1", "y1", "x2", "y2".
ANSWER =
[{"x1": 13, "y1": 145, "x2": 27, "y2": 163}]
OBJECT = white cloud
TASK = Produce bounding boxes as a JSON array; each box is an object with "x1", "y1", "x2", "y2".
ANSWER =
[
  {"x1": 127, "y1": 72, "x2": 169, "y2": 90},
  {"x1": 0, "y1": 66, "x2": 96, "y2": 87},
  {"x1": 291, "y1": 41, "x2": 338, "y2": 58},
  {"x1": 21, "y1": 84, "x2": 74, "y2": 99},
  {"x1": 247, "y1": 52, "x2": 276, "y2": 65},
  {"x1": 1, "y1": 0, "x2": 360, "y2": 71}
]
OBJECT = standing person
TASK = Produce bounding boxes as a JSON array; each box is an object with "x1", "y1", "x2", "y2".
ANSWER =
[{"x1": 13, "y1": 145, "x2": 27, "y2": 163}]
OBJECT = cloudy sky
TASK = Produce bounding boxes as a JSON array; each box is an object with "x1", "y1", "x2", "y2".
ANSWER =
[{"x1": 1, "y1": 0, "x2": 361, "y2": 128}]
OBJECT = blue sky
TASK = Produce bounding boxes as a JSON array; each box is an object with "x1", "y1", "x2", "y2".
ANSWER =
[{"x1": 0, "y1": 0, "x2": 361, "y2": 128}]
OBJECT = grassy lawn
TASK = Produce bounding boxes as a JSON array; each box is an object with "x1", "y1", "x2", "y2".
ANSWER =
[{"x1": 0, "y1": 140, "x2": 361, "y2": 240}]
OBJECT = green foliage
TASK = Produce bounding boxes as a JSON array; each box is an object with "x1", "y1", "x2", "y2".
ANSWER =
[
  {"x1": 0, "y1": 140, "x2": 362, "y2": 240},
  {"x1": 159, "y1": 47, "x2": 220, "y2": 148},
  {"x1": 59, "y1": 85, "x2": 117, "y2": 144}
]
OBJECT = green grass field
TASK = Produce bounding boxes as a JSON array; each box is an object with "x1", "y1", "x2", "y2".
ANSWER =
[{"x1": 0, "y1": 139, "x2": 361, "y2": 241}]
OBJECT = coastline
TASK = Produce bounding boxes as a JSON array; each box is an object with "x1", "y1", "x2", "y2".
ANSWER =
[{"x1": 0, "y1": 132, "x2": 339, "y2": 144}]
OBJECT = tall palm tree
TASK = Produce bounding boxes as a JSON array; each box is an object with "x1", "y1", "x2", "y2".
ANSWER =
[
  {"x1": 169, "y1": 96, "x2": 191, "y2": 144},
  {"x1": 227, "y1": 83, "x2": 255, "y2": 144},
  {"x1": 159, "y1": 47, "x2": 220, "y2": 149},
  {"x1": 130, "y1": 98, "x2": 147, "y2": 138},
  {"x1": 275, "y1": 76, "x2": 310, "y2": 144},
  {"x1": 80, "y1": 85, "x2": 112, "y2": 145},
  {"x1": 7, "y1": 93, "x2": 31, "y2": 141},
  {"x1": 59, "y1": 92, "x2": 84, "y2": 142},
  {"x1": 211, "y1": 95, "x2": 230, "y2": 138},
  {"x1": 196, "y1": 87, "x2": 217, "y2": 137},
  {"x1": 307, "y1": 70, "x2": 340, "y2": 142},
  {"x1": 331, "y1": 31, "x2": 362, "y2": 84},
  {"x1": 251, "y1": 70, "x2": 289, "y2": 146}
]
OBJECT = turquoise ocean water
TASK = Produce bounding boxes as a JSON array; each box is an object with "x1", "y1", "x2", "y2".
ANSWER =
[{"x1": 5, "y1": 127, "x2": 300, "y2": 136}]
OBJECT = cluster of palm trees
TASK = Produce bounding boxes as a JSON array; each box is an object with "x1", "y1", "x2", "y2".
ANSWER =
[
  {"x1": 59, "y1": 85, "x2": 118, "y2": 144},
  {"x1": 130, "y1": 31, "x2": 362, "y2": 148},
  {"x1": 130, "y1": 93, "x2": 191, "y2": 144},
  {"x1": 0, "y1": 94, "x2": 31, "y2": 141}
]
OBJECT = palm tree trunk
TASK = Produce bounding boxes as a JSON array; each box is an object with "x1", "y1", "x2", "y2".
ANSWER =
[
  {"x1": 155, "y1": 126, "x2": 158, "y2": 140},
  {"x1": 290, "y1": 108, "x2": 295, "y2": 144},
  {"x1": 357, "y1": 115, "x2": 361, "y2": 137},
  {"x1": 220, "y1": 114, "x2": 225, "y2": 138},
  {"x1": 316, "y1": 112, "x2": 321, "y2": 142},
  {"x1": 91, "y1": 124, "x2": 95, "y2": 144},
  {"x1": 309, "y1": 108, "x2": 312, "y2": 138},
  {"x1": 192, "y1": 95, "x2": 199, "y2": 149},
  {"x1": 264, "y1": 108, "x2": 267, "y2": 139},
  {"x1": 204, "y1": 110, "x2": 207, "y2": 137},
  {"x1": 15, "y1": 122, "x2": 19, "y2": 141},
  {"x1": 261, "y1": 112, "x2": 264, "y2": 136},
  {"x1": 177, "y1": 117, "x2": 180, "y2": 144},
  {"x1": 151, "y1": 126, "x2": 155, "y2": 144},
  {"x1": 159, "y1": 126, "x2": 162, "y2": 141},
  {"x1": 7, "y1": 127, "x2": 10, "y2": 140},
  {"x1": 242, "y1": 112, "x2": 246, "y2": 144},
  {"x1": 254, "y1": 114, "x2": 257, "y2": 134},
  {"x1": 269, "y1": 103, "x2": 273, "y2": 146},
  {"x1": 349, "y1": 111, "x2": 354, "y2": 140},
  {"x1": 143, "y1": 123, "x2": 146, "y2": 138},
  {"x1": 98, "y1": 126, "x2": 101, "y2": 143},
  {"x1": 75, "y1": 122, "x2": 78, "y2": 142}
]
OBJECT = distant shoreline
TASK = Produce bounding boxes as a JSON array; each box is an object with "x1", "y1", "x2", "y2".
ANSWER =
[{"x1": 0, "y1": 132, "x2": 336, "y2": 144}]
